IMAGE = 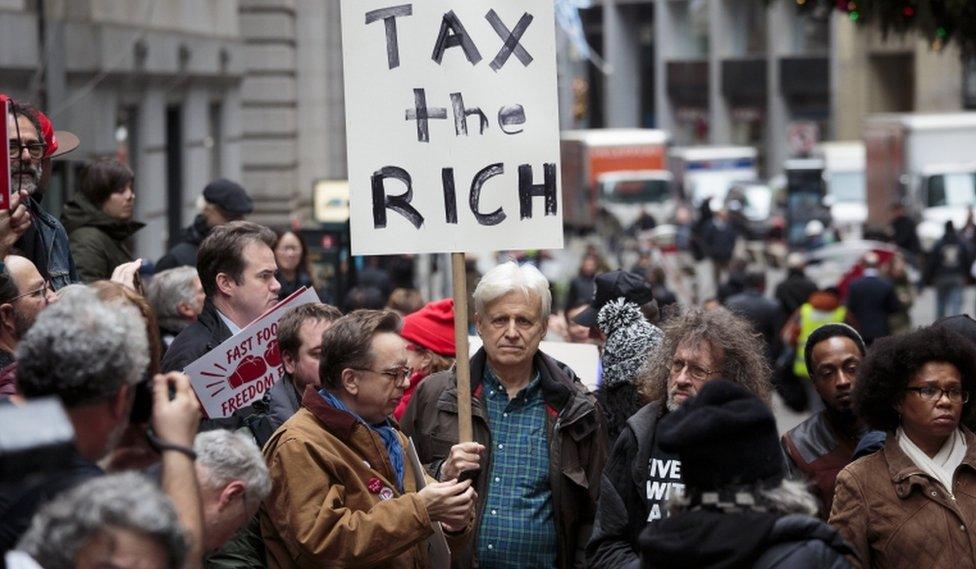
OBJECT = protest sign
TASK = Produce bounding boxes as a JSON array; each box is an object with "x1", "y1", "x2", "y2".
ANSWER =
[
  {"x1": 341, "y1": 0, "x2": 563, "y2": 255},
  {"x1": 1, "y1": 95, "x2": 9, "y2": 211},
  {"x1": 185, "y1": 287, "x2": 320, "y2": 418}
]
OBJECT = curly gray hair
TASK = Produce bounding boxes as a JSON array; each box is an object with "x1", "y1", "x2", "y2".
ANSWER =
[
  {"x1": 195, "y1": 430, "x2": 272, "y2": 505},
  {"x1": 16, "y1": 472, "x2": 187, "y2": 569},
  {"x1": 15, "y1": 287, "x2": 149, "y2": 407},
  {"x1": 639, "y1": 306, "x2": 772, "y2": 405},
  {"x1": 147, "y1": 266, "x2": 201, "y2": 333}
]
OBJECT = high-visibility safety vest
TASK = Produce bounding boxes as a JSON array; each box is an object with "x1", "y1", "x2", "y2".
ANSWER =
[{"x1": 793, "y1": 303, "x2": 847, "y2": 378}]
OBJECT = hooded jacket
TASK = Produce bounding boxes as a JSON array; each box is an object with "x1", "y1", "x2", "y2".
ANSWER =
[
  {"x1": 639, "y1": 511, "x2": 852, "y2": 569},
  {"x1": 61, "y1": 193, "x2": 144, "y2": 283},
  {"x1": 400, "y1": 348, "x2": 607, "y2": 569},
  {"x1": 155, "y1": 215, "x2": 210, "y2": 272}
]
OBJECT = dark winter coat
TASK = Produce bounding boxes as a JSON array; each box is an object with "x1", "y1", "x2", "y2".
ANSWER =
[
  {"x1": 702, "y1": 219, "x2": 738, "y2": 263},
  {"x1": 245, "y1": 374, "x2": 302, "y2": 448},
  {"x1": 924, "y1": 231, "x2": 972, "y2": 287},
  {"x1": 60, "y1": 194, "x2": 144, "y2": 283},
  {"x1": 156, "y1": 215, "x2": 210, "y2": 271},
  {"x1": 726, "y1": 290, "x2": 784, "y2": 361},
  {"x1": 844, "y1": 272, "x2": 900, "y2": 344},
  {"x1": 586, "y1": 401, "x2": 666, "y2": 569},
  {"x1": 161, "y1": 299, "x2": 247, "y2": 430},
  {"x1": 400, "y1": 348, "x2": 607, "y2": 569},
  {"x1": 640, "y1": 510, "x2": 853, "y2": 569},
  {"x1": 774, "y1": 270, "x2": 818, "y2": 317}
]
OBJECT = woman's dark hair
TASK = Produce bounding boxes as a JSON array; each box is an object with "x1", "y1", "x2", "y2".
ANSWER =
[
  {"x1": 853, "y1": 326, "x2": 976, "y2": 432},
  {"x1": 273, "y1": 229, "x2": 311, "y2": 278},
  {"x1": 79, "y1": 159, "x2": 134, "y2": 207}
]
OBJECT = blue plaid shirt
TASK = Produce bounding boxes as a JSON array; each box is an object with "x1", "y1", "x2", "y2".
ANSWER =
[{"x1": 476, "y1": 366, "x2": 557, "y2": 568}]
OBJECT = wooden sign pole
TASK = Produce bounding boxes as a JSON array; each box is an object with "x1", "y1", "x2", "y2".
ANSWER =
[{"x1": 451, "y1": 252, "x2": 473, "y2": 442}]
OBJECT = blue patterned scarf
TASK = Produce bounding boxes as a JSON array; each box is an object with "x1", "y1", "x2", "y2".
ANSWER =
[{"x1": 318, "y1": 389, "x2": 405, "y2": 491}]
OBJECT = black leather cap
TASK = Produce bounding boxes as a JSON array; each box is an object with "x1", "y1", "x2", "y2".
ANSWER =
[
  {"x1": 203, "y1": 178, "x2": 253, "y2": 216},
  {"x1": 572, "y1": 270, "x2": 654, "y2": 327}
]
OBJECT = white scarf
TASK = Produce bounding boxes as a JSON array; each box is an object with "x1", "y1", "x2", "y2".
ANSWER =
[{"x1": 897, "y1": 427, "x2": 967, "y2": 496}]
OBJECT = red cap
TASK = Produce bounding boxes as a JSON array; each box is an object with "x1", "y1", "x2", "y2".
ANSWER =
[
  {"x1": 35, "y1": 110, "x2": 79, "y2": 159},
  {"x1": 400, "y1": 298, "x2": 455, "y2": 357}
]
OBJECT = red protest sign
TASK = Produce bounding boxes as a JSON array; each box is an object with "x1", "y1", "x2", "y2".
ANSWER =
[
  {"x1": 184, "y1": 287, "x2": 320, "y2": 418},
  {"x1": 0, "y1": 95, "x2": 9, "y2": 211}
]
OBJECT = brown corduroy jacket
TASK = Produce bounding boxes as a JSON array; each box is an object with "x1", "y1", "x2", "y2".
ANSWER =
[
  {"x1": 259, "y1": 387, "x2": 469, "y2": 568},
  {"x1": 829, "y1": 428, "x2": 976, "y2": 569}
]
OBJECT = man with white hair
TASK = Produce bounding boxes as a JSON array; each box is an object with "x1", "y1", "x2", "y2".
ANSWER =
[
  {"x1": 147, "y1": 266, "x2": 206, "y2": 348},
  {"x1": 195, "y1": 430, "x2": 270, "y2": 553},
  {"x1": 402, "y1": 261, "x2": 607, "y2": 569}
]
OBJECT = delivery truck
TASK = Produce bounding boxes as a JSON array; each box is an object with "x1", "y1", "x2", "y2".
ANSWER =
[
  {"x1": 864, "y1": 113, "x2": 976, "y2": 247},
  {"x1": 560, "y1": 129, "x2": 671, "y2": 231}
]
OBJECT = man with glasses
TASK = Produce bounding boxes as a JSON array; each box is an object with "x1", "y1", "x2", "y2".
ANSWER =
[
  {"x1": 0, "y1": 255, "x2": 56, "y2": 380},
  {"x1": 587, "y1": 306, "x2": 773, "y2": 568},
  {"x1": 6, "y1": 100, "x2": 80, "y2": 290},
  {"x1": 782, "y1": 323, "x2": 868, "y2": 518},
  {"x1": 260, "y1": 310, "x2": 476, "y2": 568}
]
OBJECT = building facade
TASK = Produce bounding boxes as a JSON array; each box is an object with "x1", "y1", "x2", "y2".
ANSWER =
[{"x1": 568, "y1": 0, "x2": 970, "y2": 177}]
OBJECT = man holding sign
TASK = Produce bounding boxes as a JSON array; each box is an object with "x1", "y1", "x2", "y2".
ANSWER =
[
  {"x1": 260, "y1": 310, "x2": 476, "y2": 568},
  {"x1": 402, "y1": 262, "x2": 607, "y2": 568},
  {"x1": 162, "y1": 222, "x2": 281, "y2": 430}
]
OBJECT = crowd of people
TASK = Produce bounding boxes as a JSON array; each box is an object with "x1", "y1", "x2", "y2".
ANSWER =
[{"x1": 3, "y1": 97, "x2": 976, "y2": 569}]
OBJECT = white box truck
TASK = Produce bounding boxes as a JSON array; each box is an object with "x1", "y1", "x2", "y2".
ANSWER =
[{"x1": 864, "y1": 113, "x2": 976, "y2": 247}]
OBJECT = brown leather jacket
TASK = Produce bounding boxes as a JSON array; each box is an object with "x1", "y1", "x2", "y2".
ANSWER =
[
  {"x1": 400, "y1": 348, "x2": 608, "y2": 569},
  {"x1": 259, "y1": 388, "x2": 469, "y2": 568},
  {"x1": 829, "y1": 429, "x2": 976, "y2": 569}
]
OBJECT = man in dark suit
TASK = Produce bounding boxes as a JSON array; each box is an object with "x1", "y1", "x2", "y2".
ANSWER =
[
  {"x1": 725, "y1": 270, "x2": 783, "y2": 362},
  {"x1": 844, "y1": 253, "x2": 901, "y2": 345}
]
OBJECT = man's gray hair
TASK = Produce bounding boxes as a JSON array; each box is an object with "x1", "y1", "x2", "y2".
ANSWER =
[
  {"x1": 195, "y1": 430, "x2": 271, "y2": 505},
  {"x1": 148, "y1": 266, "x2": 201, "y2": 332},
  {"x1": 17, "y1": 472, "x2": 187, "y2": 569},
  {"x1": 15, "y1": 287, "x2": 149, "y2": 407},
  {"x1": 472, "y1": 261, "x2": 552, "y2": 319}
]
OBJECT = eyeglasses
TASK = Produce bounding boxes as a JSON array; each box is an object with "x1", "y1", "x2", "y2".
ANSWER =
[
  {"x1": 10, "y1": 281, "x2": 53, "y2": 304},
  {"x1": 906, "y1": 386, "x2": 970, "y2": 404},
  {"x1": 353, "y1": 366, "x2": 411, "y2": 385},
  {"x1": 8, "y1": 140, "x2": 45, "y2": 161},
  {"x1": 669, "y1": 358, "x2": 718, "y2": 382}
]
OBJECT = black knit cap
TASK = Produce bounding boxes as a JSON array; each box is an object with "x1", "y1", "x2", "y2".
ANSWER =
[
  {"x1": 657, "y1": 380, "x2": 784, "y2": 490},
  {"x1": 203, "y1": 178, "x2": 253, "y2": 216}
]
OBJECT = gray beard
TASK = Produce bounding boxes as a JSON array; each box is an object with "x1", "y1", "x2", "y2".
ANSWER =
[
  {"x1": 10, "y1": 166, "x2": 40, "y2": 195},
  {"x1": 666, "y1": 394, "x2": 681, "y2": 413}
]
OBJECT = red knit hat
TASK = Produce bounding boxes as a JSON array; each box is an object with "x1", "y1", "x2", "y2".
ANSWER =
[{"x1": 400, "y1": 298, "x2": 455, "y2": 357}]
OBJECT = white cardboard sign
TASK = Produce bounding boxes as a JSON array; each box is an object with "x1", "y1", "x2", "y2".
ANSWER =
[
  {"x1": 185, "y1": 287, "x2": 320, "y2": 418},
  {"x1": 341, "y1": 0, "x2": 564, "y2": 255},
  {"x1": 468, "y1": 336, "x2": 601, "y2": 391}
]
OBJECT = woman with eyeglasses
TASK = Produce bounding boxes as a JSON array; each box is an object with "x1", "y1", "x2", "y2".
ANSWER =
[{"x1": 829, "y1": 325, "x2": 976, "y2": 569}]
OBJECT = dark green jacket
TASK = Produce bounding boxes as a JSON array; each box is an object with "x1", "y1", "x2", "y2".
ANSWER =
[{"x1": 61, "y1": 194, "x2": 144, "y2": 283}]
